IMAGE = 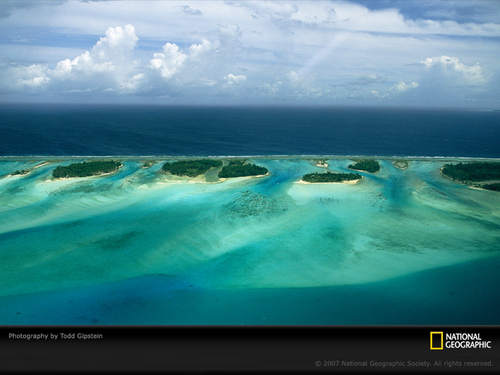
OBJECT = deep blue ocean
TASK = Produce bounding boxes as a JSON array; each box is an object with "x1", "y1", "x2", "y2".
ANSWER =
[{"x1": 1, "y1": 104, "x2": 499, "y2": 158}]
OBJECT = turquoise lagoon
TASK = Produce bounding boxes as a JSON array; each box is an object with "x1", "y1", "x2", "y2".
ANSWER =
[{"x1": 0, "y1": 157, "x2": 499, "y2": 325}]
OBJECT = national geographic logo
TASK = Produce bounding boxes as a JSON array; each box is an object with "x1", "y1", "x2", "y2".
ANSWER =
[
  {"x1": 431, "y1": 331, "x2": 492, "y2": 350},
  {"x1": 430, "y1": 332, "x2": 443, "y2": 350}
]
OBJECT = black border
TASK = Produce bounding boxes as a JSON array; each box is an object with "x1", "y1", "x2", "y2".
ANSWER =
[{"x1": 1, "y1": 325, "x2": 499, "y2": 373}]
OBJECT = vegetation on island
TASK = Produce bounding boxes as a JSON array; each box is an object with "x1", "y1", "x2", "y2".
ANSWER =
[
  {"x1": 483, "y1": 183, "x2": 500, "y2": 192},
  {"x1": 218, "y1": 161, "x2": 268, "y2": 178},
  {"x1": 348, "y1": 159, "x2": 380, "y2": 173},
  {"x1": 302, "y1": 171, "x2": 361, "y2": 183},
  {"x1": 162, "y1": 159, "x2": 223, "y2": 178},
  {"x1": 441, "y1": 162, "x2": 500, "y2": 183},
  {"x1": 228, "y1": 159, "x2": 246, "y2": 166},
  {"x1": 52, "y1": 160, "x2": 122, "y2": 178},
  {"x1": 11, "y1": 169, "x2": 30, "y2": 176},
  {"x1": 142, "y1": 161, "x2": 154, "y2": 168}
]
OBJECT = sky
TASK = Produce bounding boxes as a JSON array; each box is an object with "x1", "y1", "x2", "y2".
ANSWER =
[{"x1": 0, "y1": 0, "x2": 499, "y2": 108}]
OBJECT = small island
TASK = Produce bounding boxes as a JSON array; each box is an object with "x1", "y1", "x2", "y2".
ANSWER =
[
  {"x1": 142, "y1": 161, "x2": 155, "y2": 169},
  {"x1": 348, "y1": 159, "x2": 380, "y2": 174},
  {"x1": 300, "y1": 171, "x2": 362, "y2": 184},
  {"x1": 218, "y1": 160, "x2": 268, "y2": 178},
  {"x1": 441, "y1": 162, "x2": 500, "y2": 191},
  {"x1": 162, "y1": 159, "x2": 222, "y2": 177},
  {"x1": 52, "y1": 160, "x2": 122, "y2": 178},
  {"x1": 393, "y1": 160, "x2": 409, "y2": 170},
  {"x1": 11, "y1": 169, "x2": 30, "y2": 176}
]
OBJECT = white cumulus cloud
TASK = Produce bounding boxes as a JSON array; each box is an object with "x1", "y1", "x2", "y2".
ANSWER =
[
  {"x1": 1, "y1": 0, "x2": 498, "y2": 108},
  {"x1": 390, "y1": 81, "x2": 419, "y2": 92},
  {"x1": 371, "y1": 80, "x2": 419, "y2": 100},
  {"x1": 13, "y1": 64, "x2": 50, "y2": 88},
  {"x1": 120, "y1": 73, "x2": 145, "y2": 93},
  {"x1": 51, "y1": 24, "x2": 138, "y2": 80},
  {"x1": 287, "y1": 71, "x2": 300, "y2": 83},
  {"x1": 6, "y1": 24, "x2": 142, "y2": 94},
  {"x1": 224, "y1": 74, "x2": 247, "y2": 84},
  {"x1": 149, "y1": 42, "x2": 187, "y2": 80},
  {"x1": 188, "y1": 38, "x2": 218, "y2": 59},
  {"x1": 421, "y1": 56, "x2": 485, "y2": 84},
  {"x1": 260, "y1": 81, "x2": 282, "y2": 95}
]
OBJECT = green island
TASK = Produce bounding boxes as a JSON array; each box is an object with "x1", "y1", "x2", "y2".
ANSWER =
[
  {"x1": 142, "y1": 161, "x2": 155, "y2": 169},
  {"x1": 482, "y1": 183, "x2": 500, "y2": 192},
  {"x1": 162, "y1": 159, "x2": 222, "y2": 177},
  {"x1": 11, "y1": 169, "x2": 30, "y2": 176},
  {"x1": 393, "y1": 160, "x2": 409, "y2": 170},
  {"x1": 441, "y1": 162, "x2": 500, "y2": 191},
  {"x1": 218, "y1": 160, "x2": 268, "y2": 178},
  {"x1": 52, "y1": 160, "x2": 122, "y2": 178},
  {"x1": 301, "y1": 171, "x2": 361, "y2": 183},
  {"x1": 348, "y1": 159, "x2": 381, "y2": 173}
]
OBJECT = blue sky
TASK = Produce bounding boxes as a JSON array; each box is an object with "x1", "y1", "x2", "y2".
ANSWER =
[{"x1": 1, "y1": 0, "x2": 499, "y2": 107}]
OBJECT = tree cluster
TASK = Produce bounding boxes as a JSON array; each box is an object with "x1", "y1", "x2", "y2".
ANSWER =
[
  {"x1": 162, "y1": 159, "x2": 222, "y2": 177},
  {"x1": 218, "y1": 163, "x2": 268, "y2": 178},
  {"x1": 302, "y1": 171, "x2": 361, "y2": 183},
  {"x1": 12, "y1": 169, "x2": 29, "y2": 176},
  {"x1": 53, "y1": 160, "x2": 122, "y2": 178},
  {"x1": 228, "y1": 159, "x2": 246, "y2": 166},
  {"x1": 441, "y1": 162, "x2": 500, "y2": 182},
  {"x1": 348, "y1": 159, "x2": 380, "y2": 173},
  {"x1": 483, "y1": 183, "x2": 500, "y2": 192}
]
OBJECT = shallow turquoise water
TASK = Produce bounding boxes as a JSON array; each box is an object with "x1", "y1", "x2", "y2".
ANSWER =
[{"x1": 0, "y1": 158, "x2": 499, "y2": 324}]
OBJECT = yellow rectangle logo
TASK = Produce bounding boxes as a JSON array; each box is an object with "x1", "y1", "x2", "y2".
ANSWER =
[{"x1": 430, "y1": 332, "x2": 443, "y2": 350}]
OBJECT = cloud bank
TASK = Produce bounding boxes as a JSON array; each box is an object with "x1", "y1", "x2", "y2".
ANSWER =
[{"x1": 0, "y1": 1, "x2": 499, "y2": 107}]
